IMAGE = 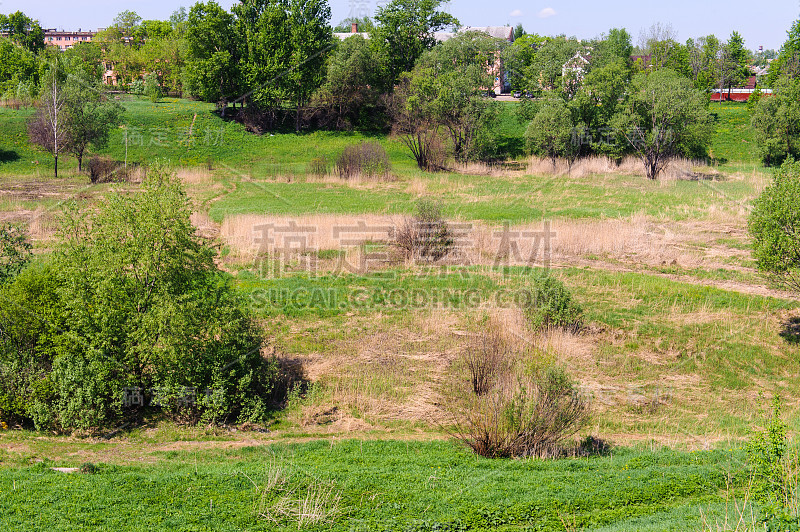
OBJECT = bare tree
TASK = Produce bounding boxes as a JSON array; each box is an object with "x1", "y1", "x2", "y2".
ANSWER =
[
  {"x1": 637, "y1": 22, "x2": 677, "y2": 53},
  {"x1": 27, "y1": 74, "x2": 69, "y2": 178}
]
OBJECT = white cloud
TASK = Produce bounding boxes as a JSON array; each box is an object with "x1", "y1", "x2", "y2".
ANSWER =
[
  {"x1": 537, "y1": 7, "x2": 557, "y2": 18},
  {"x1": 509, "y1": 9, "x2": 523, "y2": 17}
]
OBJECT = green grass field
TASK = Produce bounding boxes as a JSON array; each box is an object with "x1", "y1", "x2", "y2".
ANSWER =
[{"x1": 0, "y1": 437, "x2": 752, "y2": 531}]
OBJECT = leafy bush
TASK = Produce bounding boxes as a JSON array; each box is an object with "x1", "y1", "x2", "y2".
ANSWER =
[
  {"x1": 746, "y1": 396, "x2": 800, "y2": 530},
  {"x1": 524, "y1": 276, "x2": 583, "y2": 332},
  {"x1": 335, "y1": 141, "x2": 390, "y2": 179},
  {"x1": 144, "y1": 72, "x2": 161, "y2": 103},
  {"x1": 445, "y1": 338, "x2": 589, "y2": 458},
  {"x1": 394, "y1": 199, "x2": 454, "y2": 262},
  {"x1": 0, "y1": 165, "x2": 278, "y2": 431},
  {"x1": 749, "y1": 159, "x2": 800, "y2": 293},
  {"x1": 0, "y1": 223, "x2": 32, "y2": 285}
]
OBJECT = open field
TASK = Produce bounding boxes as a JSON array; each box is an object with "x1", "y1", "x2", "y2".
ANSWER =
[{"x1": 0, "y1": 97, "x2": 797, "y2": 529}]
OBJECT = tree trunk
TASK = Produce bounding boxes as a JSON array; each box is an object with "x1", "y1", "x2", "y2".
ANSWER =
[
  {"x1": 78, "y1": 154, "x2": 83, "y2": 173},
  {"x1": 54, "y1": 155, "x2": 58, "y2": 178}
]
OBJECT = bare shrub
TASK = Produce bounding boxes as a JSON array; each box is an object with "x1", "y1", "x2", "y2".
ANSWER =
[
  {"x1": 463, "y1": 327, "x2": 510, "y2": 396},
  {"x1": 266, "y1": 354, "x2": 309, "y2": 407},
  {"x1": 307, "y1": 156, "x2": 329, "y2": 178},
  {"x1": 394, "y1": 199, "x2": 454, "y2": 262},
  {"x1": 87, "y1": 156, "x2": 131, "y2": 184},
  {"x1": 444, "y1": 339, "x2": 589, "y2": 458},
  {"x1": 335, "y1": 141, "x2": 390, "y2": 180}
]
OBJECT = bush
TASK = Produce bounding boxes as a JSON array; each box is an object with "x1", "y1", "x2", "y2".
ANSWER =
[
  {"x1": 746, "y1": 396, "x2": 800, "y2": 530},
  {"x1": 88, "y1": 156, "x2": 130, "y2": 184},
  {"x1": 463, "y1": 327, "x2": 509, "y2": 396},
  {"x1": 749, "y1": 159, "x2": 800, "y2": 293},
  {"x1": 0, "y1": 165, "x2": 278, "y2": 431},
  {"x1": 0, "y1": 223, "x2": 32, "y2": 285},
  {"x1": 307, "y1": 156, "x2": 329, "y2": 178},
  {"x1": 524, "y1": 276, "x2": 583, "y2": 332},
  {"x1": 335, "y1": 141, "x2": 390, "y2": 179},
  {"x1": 445, "y1": 334, "x2": 589, "y2": 458},
  {"x1": 394, "y1": 199, "x2": 454, "y2": 262}
]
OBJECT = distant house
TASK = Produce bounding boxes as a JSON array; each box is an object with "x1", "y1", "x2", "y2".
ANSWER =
[
  {"x1": 711, "y1": 75, "x2": 772, "y2": 101},
  {"x1": 562, "y1": 50, "x2": 592, "y2": 82},
  {"x1": 43, "y1": 29, "x2": 96, "y2": 50},
  {"x1": 333, "y1": 23, "x2": 370, "y2": 40}
]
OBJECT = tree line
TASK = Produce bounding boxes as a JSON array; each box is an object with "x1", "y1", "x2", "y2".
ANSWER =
[{"x1": 3, "y1": 2, "x2": 800, "y2": 172}]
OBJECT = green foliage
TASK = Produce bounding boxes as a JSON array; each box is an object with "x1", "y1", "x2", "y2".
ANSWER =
[
  {"x1": 184, "y1": 2, "x2": 239, "y2": 104},
  {"x1": 524, "y1": 275, "x2": 583, "y2": 332},
  {"x1": 768, "y1": 19, "x2": 800, "y2": 86},
  {"x1": 751, "y1": 75, "x2": 800, "y2": 166},
  {"x1": 525, "y1": 97, "x2": 578, "y2": 167},
  {"x1": 309, "y1": 35, "x2": 387, "y2": 130},
  {"x1": 0, "y1": 11, "x2": 44, "y2": 54},
  {"x1": 0, "y1": 165, "x2": 276, "y2": 431},
  {"x1": 333, "y1": 16, "x2": 374, "y2": 33},
  {"x1": 746, "y1": 396, "x2": 800, "y2": 530},
  {"x1": 143, "y1": 71, "x2": 161, "y2": 103},
  {"x1": 63, "y1": 73, "x2": 125, "y2": 171},
  {"x1": 0, "y1": 223, "x2": 31, "y2": 285},
  {"x1": 612, "y1": 68, "x2": 713, "y2": 179},
  {"x1": 748, "y1": 159, "x2": 800, "y2": 293},
  {"x1": 371, "y1": 0, "x2": 459, "y2": 85},
  {"x1": 570, "y1": 59, "x2": 629, "y2": 158},
  {"x1": 407, "y1": 31, "x2": 506, "y2": 162}
]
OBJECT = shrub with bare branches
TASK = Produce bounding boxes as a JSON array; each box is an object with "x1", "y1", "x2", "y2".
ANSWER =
[
  {"x1": 87, "y1": 156, "x2": 131, "y2": 184},
  {"x1": 444, "y1": 332, "x2": 589, "y2": 458},
  {"x1": 463, "y1": 327, "x2": 510, "y2": 396},
  {"x1": 335, "y1": 141, "x2": 391, "y2": 180},
  {"x1": 394, "y1": 199, "x2": 454, "y2": 262}
]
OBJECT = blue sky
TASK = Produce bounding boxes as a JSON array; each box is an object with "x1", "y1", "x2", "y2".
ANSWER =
[{"x1": 1, "y1": 0, "x2": 797, "y2": 50}]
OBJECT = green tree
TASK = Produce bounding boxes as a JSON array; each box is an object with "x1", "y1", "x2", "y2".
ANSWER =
[
  {"x1": 1, "y1": 11, "x2": 44, "y2": 54},
  {"x1": 750, "y1": 159, "x2": 800, "y2": 294},
  {"x1": 233, "y1": 0, "x2": 291, "y2": 112},
  {"x1": 63, "y1": 75, "x2": 124, "y2": 172},
  {"x1": 0, "y1": 37, "x2": 40, "y2": 97},
  {"x1": 592, "y1": 28, "x2": 632, "y2": 70},
  {"x1": 309, "y1": 35, "x2": 387, "y2": 130},
  {"x1": 185, "y1": 1, "x2": 240, "y2": 106},
  {"x1": 413, "y1": 31, "x2": 504, "y2": 161},
  {"x1": 371, "y1": 0, "x2": 459, "y2": 86},
  {"x1": 113, "y1": 10, "x2": 142, "y2": 39},
  {"x1": 570, "y1": 58, "x2": 629, "y2": 158},
  {"x1": 286, "y1": 0, "x2": 333, "y2": 132},
  {"x1": 768, "y1": 19, "x2": 800, "y2": 85},
  {"x1": 501, "y1": 33, "x2": 547, "y2": 92},
  {"x1": 528, "y1": 37, "x2": 582, "y2": 92},
  {"x1": 525, "y1": 96, "x2": 579, "y2": 169},
  {"x1": 0, "y1": 166, "x2": 276, "y2": 430},
  {"x1": 513, "y1": 23, "x2": 525, "y2": 40},
  {"x1": 612, "y1": 68, "x2": 712, "y2": 179},
  {"x1": 751, "y1": 75, "x2": 800, "y2": 166}
]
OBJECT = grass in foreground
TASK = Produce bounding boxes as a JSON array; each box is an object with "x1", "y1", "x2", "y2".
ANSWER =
[{"x1": 0, "y1": 437, "x2": 750, "y2": 532}]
